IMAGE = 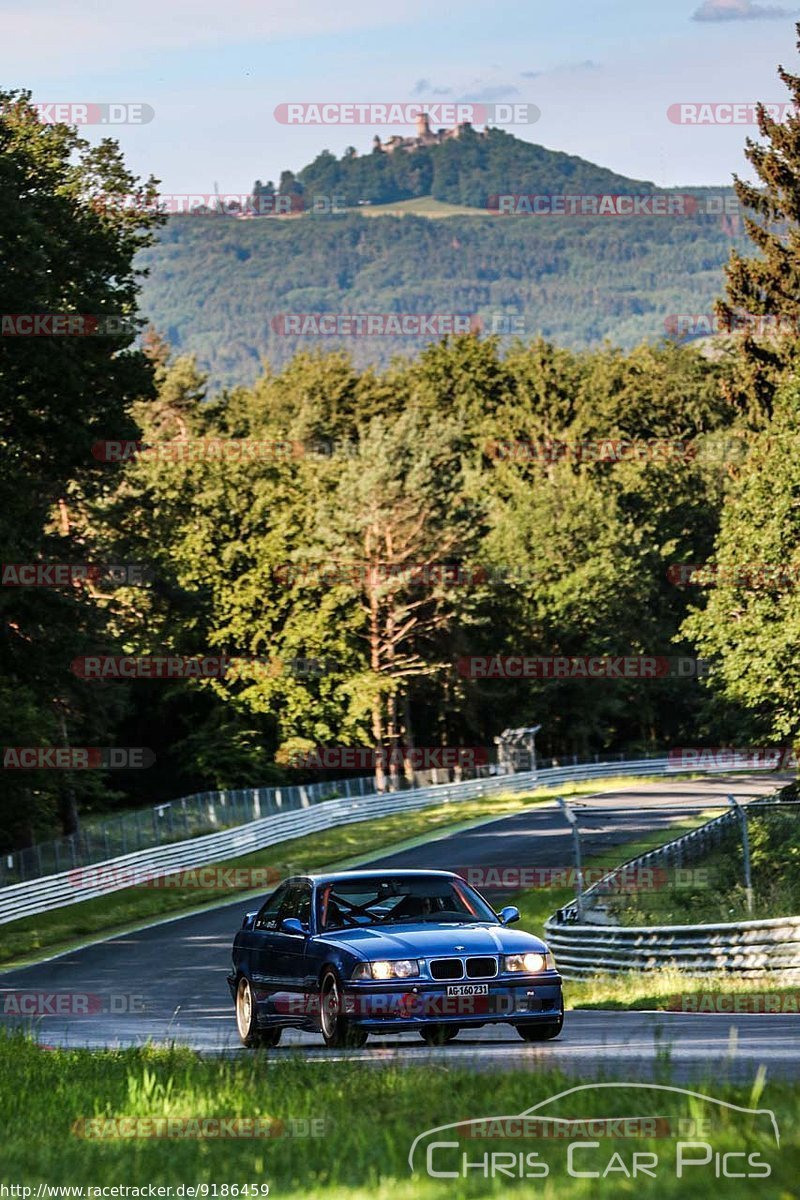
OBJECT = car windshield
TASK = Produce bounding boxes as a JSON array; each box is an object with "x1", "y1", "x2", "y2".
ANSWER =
[{"x1": 316, "y1": 875, "x2": 498, "y2": 931}]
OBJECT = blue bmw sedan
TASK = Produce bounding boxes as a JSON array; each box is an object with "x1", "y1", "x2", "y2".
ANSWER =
[{"x1": 228, "y1": 869, "x2": 563, "y2": 1048}]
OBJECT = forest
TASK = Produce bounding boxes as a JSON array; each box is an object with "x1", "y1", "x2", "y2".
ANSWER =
[{"x1": 2, "y1": 80, "x2": 799, "y2": 850}]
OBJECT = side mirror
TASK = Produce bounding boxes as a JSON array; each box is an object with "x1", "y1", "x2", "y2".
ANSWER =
[
  {"x1": 499, "y1": 906, "x2": 520, "y2": 926},
  {"x1": 281, "y1": 917, "x2": 307, "y2": 935},
  {"x1": 242, "y1": 911, "x2": 257, "y2": 930}
]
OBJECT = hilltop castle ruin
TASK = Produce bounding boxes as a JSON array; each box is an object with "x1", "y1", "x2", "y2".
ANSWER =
[{"x1": 373, "y1": 112, "x2": 489, "y2": 154}]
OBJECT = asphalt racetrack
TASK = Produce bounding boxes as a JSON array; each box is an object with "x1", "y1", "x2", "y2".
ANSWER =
[{"x1": 1, "y1": 772, "x2": 796, "y2": 1081}]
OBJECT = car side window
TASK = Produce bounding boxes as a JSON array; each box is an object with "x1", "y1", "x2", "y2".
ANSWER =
[
  {"x1": 294, "y1": 883, "x2": 312, "y2": 927},
  {"x1": 279, "y1": 882, "x2": 312, "y2": 928},
  {"x1": 255, "y1": 884, "x2": 289, "y2": 931}
]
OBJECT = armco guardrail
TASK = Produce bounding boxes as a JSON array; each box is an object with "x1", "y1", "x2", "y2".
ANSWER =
[
  {"x1": 544, "y1": 915, "x2": 800, "y2": 978},
  {"x1": 545, "y1": 787, "x2": 800, "y2": 978},
  {"x1": 1, "y1": 750, "x2": 649, "y2": 887},
  {"x1": 1, "y1": 773, "x2": 380, "y2": 887},
  {"x1": 0, "y1": 754, "x2": 705, "y2": 926}
]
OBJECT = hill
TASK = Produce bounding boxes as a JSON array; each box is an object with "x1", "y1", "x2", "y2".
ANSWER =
[
  {"x1": 136, "y1": 208, "x2": 743, "y2": 390},
  {"x1": 289, "y1": 126, "x2": 656, "y2": 209},
  {"x1": 135, "y1": 133, "x2": 745, "y2": 390}
]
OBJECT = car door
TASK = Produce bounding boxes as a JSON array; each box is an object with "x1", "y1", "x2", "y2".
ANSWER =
[
  {"x1": 271, "y1": 882, "x2": 313, "y2": 1019},
  {"x1": 243, "y1": 883, "x2": 290, "y2": 992}
]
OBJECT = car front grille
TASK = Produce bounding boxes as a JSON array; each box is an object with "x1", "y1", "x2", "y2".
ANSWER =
[
  {"x1": 428, "y1": 956, "x2": 499, "y2": 980},
  {"x1": 466, "y1": 956, "x2": 498, "y2": 979},
  {"x1": 429, "y1": 958, "x2": 464, "y2": 980}
]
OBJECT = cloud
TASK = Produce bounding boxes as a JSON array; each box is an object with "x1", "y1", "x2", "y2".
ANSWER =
[
  {"x1": 461, "y1": 84, "x2": 520, "y2": 102},
  {"x1": 411, "y1": 79, "x2": 452, "y2": 96},
  {"x1": 521, "y1": 60, "x2": 599, "y2": 79},
  {"x1": 693, "y1": 0, "x2": 797, "y2": 20}
]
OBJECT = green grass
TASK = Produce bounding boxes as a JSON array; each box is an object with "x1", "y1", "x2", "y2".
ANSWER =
[
  {"x1": 1, "y1": 1033, "x2": 797, "y2": 1197},
  {"x1": 0, "y1": 777, "x2": 652, "y2": 969},
  {"x1": 566, "y1": 967, "x2": 800, "y2": 1011}
]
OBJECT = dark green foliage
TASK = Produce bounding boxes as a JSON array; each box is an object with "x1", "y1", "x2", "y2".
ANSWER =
[{"x1": 137, "y1": 207, "x2": 747, "y2": 390}]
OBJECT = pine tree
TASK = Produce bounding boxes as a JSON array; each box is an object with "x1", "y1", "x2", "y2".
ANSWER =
[{"x1": 716, "y1": 21, "x2": 800, "y2": 422}]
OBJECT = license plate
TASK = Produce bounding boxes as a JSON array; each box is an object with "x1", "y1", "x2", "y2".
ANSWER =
[{"x1": 446, "y1": 984, "x2": 489, "y2": 997}]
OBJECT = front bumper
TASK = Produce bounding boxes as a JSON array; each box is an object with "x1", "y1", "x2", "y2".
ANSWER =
[{"x1": 342, "y1": 971, "x2": 563, "y2": 1030}]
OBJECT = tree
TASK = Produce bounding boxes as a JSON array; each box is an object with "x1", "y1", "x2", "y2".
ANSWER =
[
  {"x1": 305, "y1": 408, "x2": 483, "y2": 790},
  {"x1": 0, "y1": 90, "x2": 162, "y2": 845},
  {"x1": 682, "y1": 377, "x2": 800, "y2": 746},
  {"x1": 716, "y1": 21, "x2": 800, "y2": 423},
  {"x1": 278, "y1": 169, "x2": 304, "y2": 196}
]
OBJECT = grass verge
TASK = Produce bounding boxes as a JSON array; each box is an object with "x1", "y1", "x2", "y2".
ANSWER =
[
  {"x1": 567, "y1": 967, "x2": 800, "y2": 1011},
  {"x1": 0, "y1": 1033, "x2": 795, "y2": 1197}
]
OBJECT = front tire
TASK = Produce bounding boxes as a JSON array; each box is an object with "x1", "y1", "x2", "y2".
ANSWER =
[
  {"x1": 514, "y1": 1010, "x2": 563, "y2": 1042},
  {"x1": 235, "y1": 976, "x2": 282, "y2": 1048},
  {"x1": 319, "y1": 970, "x2": 368, "y2": 1048}
]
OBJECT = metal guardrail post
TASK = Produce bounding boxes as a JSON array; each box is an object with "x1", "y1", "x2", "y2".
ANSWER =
[
  {"x1": 557, "y1": 795, "x2": 584, "y2": 920},
  {"x1": 728, "y1": 793, "x2": 754, "y2": 916}
]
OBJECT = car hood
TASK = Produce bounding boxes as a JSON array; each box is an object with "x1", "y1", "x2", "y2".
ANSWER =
[{"x1": 315, "y1": 922, "x2": 548, "y2": 960}]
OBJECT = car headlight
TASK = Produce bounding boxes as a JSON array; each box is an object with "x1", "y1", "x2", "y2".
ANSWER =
[
  {"x1": 352, "y1": 959, "x2": 420, "y2": 981},
  {"x1": 504, "y1": 951, "x2": 554, "y2": 974}
]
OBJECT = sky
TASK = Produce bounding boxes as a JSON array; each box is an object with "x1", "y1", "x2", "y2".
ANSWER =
[{"x1": 1, "y1": 0, "x2": 799, "y2": 193}]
